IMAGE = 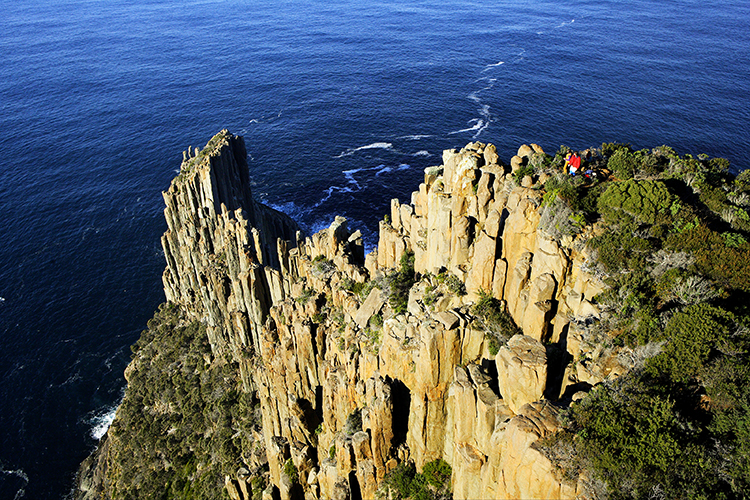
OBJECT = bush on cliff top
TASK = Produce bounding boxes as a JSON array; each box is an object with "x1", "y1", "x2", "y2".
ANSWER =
[
  {"x1": 538, "y1": 144, "x2": 750, "y2": 499},
  {"x1": 471, "y1": 291, "x2": 521, "y2": 355},
  {"x1": 107, "y1": 303, "x2": 260, "y2": 500}
]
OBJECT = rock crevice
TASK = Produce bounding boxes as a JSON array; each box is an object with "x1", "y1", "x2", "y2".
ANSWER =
[{"x1": 81, "y1": 135, "x2": 630, "y2": 500}]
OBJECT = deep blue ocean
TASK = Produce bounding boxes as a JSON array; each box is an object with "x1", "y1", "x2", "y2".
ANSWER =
[{"x1": 1, "y1": 0, "x2": 749, "y2": 498}]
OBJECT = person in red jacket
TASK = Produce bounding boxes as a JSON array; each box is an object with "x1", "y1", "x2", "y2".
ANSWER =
[{"x1": 565, "y1": 152, "x2": 582, "y2": 175}]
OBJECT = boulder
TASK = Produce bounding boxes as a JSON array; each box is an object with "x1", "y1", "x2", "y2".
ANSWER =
[
  {"x1": 496, "y1": 334, "x2": 547, "y2": 413},
  {"x1": 353, "y1": 288, "x2": 385, "y2": 328},
  {"x1": 484, "y1": 143, "x2": 500, "y2": 165},
  {"x1": 510, "y1": 155, "x2": 525, "y2": 172},
  {"x1": 493, "y1": 401, "x2": 577, "y2": 500},
  {"x1": 517, "y1": 144, "x2": 535, "y2": 160}
]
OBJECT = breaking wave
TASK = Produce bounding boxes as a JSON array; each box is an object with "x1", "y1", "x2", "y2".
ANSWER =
[{"x1": 88, "y1": 403, "x2": 119, "y2": 440}]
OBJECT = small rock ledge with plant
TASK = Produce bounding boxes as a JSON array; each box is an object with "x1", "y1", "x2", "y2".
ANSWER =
[{"x1": 76, "y1": 130, "x2": 750, "y2": 500}]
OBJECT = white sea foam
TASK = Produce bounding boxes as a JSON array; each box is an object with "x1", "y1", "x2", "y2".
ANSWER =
[
  {"x1": 315, "y1": 185, "x2": 355, "y2": 207},
  {"x1": 452, "y1": 70, "x2": 498, "y2": 139},
  {"x1": 0, "y1": 297, "x2": 5, "y2": 302},
  {"x1": 375, "y1": 165, "x2": 393, "y2": 176},
  {"x1": 335, "y1": 142, "x2": 394, "y2": 158},
  {"x1": 397, "y1": 164, "x2": 411, "y2": 170},
  {"x1": 398, "y1": 134, "x2": 433, "y2": 140},
  {"x1": 449, "y1": 117, "x2": 490, "y2": 138},
  {"x1": 342, "y1": 168, "x2": 363, "y2": 189},
  {"x1": 90, "y1": 405, "x2": 118, "y2": 440},
  {"x1": 449, "y1": 118, "x2": 483, "y2": 134},
  {"x1": 412, "y1": 150, "x2": 431, "y2": 157},
  {"x1": 0, "y1": 466, "x2": 28, "y2": 500},
  {"x1": 481, "y1": 61, "x2": 504, "y2": 72}
]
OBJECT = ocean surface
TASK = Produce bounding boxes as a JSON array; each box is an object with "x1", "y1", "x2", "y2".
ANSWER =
[{"x1": 0, "y1": 0, "x2": 748, "y2": 498}]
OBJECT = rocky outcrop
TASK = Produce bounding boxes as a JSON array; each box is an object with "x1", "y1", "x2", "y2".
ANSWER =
[
  {"x1": 80, "y1": 133, "x2": 633, "y2": 500},
  {"x1": 160, "y1": 130, "x2": 303, "y2": 374},
  {"x1": 496, "y1": 335, "x2": 547, "y2": 414}
]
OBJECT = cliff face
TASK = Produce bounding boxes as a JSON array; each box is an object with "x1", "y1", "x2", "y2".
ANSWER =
[
  {"x1": 240, "y1": 140, "x2": 626, "y2": 500},
  {"x1": 80, "y1": 131, "x2": 632, "y2": 500},
  {"x1": 160, "y1": 131, "x2": 300, "y2": 375}
]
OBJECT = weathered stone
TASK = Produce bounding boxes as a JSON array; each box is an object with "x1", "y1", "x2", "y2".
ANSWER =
[
  {"x1": 465, "y1": 230, "x2": 497, "y2": 297},
  {"x1": 483, "y1": 143, "x2": 500, "y2": 165},
  {"x1": 510, "y1": 155, "x2": 525, "y2": 172},
  {"x1": 517, "y1": 144, "x2": 535, "y2": 160},
  {"x1": 522, "y1": 273, "x2": 557, "y2": 341},
  {"x1": 496, "y1": 334, "x2": 548, "y2": 413},
  {"x1": 433, "y1": 310, "x2": 460, "y2": 330},
  {"x1": 90, "y1": 135, "x2": 615, "y2": 500},
  {"x1": 493, "y1": 401, "x2": 576, "y2": 500},
  {"x1": 353, "y1": 288, "x2": 385, "y2": 328}
]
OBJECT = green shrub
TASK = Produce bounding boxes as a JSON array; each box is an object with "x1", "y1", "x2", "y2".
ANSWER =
[
  {"x1": 421, "y1": 459, "x2": 452, "y2": 489},
  {"x1": 295, "y1": 287, "x2": 316, "y2": 304},
  {"x1": 283, "y1": 458, "x2": 298, "y2": 484},
  {"x1": 607, "y1": 147, "x2": 638, "y2": 180},
  {"x1": 423, "y1": 285, "x2": 439, "y2": 308},
  {"x1": 542, "y1": 173, "x2": 602, "y2": 218},
  {"x1": 597, "y1": 179, "x2": 675, "y2": 228},
  {"x1": 369, "y1": 313, "x2": 384, "y2": 329},
  {"x1": 512, "y1": 164, "x2": 535, "y2": 184},
  {"x1": 312, "y1": 256, "x2": 335, "y2": 277},
  {"x1": 377, "y1": 460, "x2": 452, "y2": 500},
  {"x1": 340, "y1": 277, "x2": 369, "y2": 297},
  {"x1": 666, "y1": 224, "x2": 750, "y2": 292},
  {"x1": 544, "y1": 372, "x2": 734, "y2": 499},
  {"x1": 539, "y1": 194, "x2": 580, "y2": 240},
  {"x1": 471, "y1": 291, "x2": 521, "y2": 354},
  {"x1": 344, "y1": 408, "x2": 362, "y2": 435},
  {"x1": 108, "y1": 303, "x2": 257, "y2": 500},
  {"x1": 435, "y1": 271, "x2": 466, "y2": 296},
  {"x1": 646, "y1": 303, "x2": 735, "y2": 383},
  {"x1": 590, "y1": 231, "x2": 655, "y2": 273},
  {"x1": 601, "y1": 142, "x2": 631, "y2": 157},
  {"x1": 570, "y1": 380, "x2": 708, "y2": 498},
  {"x1": 386, "y1": 251, "x2": 416, "y2": 314}
]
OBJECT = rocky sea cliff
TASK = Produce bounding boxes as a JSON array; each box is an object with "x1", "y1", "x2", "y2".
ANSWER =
[{"x1": 76, "y1": 130, "x2": 750, "y2": 500}]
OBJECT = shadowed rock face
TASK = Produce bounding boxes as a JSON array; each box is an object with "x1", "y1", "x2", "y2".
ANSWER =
[
  {"x1": 160, "y1": 130, "x2": 300, "y2": 361},
  {"x1": 82, "y1": 135, "x2": 629, "y2": 500}
]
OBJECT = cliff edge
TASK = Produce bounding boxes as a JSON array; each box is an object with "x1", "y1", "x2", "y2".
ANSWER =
[{"x1": 77, "y1": 132, "x2": 750, "y2": 500}]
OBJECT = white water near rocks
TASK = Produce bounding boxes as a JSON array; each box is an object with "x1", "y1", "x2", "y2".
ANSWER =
[{"x1": 0, "y1": 0, "x2": 748, "y2": 497}]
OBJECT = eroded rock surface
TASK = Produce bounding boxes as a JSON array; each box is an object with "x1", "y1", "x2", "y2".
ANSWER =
[{"x1": 80, "y1": 133, "x2": 631, "y2": 500}]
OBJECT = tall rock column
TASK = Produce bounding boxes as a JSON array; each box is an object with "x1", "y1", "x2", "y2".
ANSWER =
[{"x1": 160, "y1": 130, "x2": 300, "y2": 359}]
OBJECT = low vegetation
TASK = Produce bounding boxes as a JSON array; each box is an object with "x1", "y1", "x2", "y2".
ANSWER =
[
  {"x1": 106, "y1": 303, "x2": 264, "y2": 500},
  {"x1": 385, "y1": 250, "x2": 416, "y2": 314},
  {"x1": 377, "y1": 459, "x2": 453, "y2": 500},
  {"x1": 534, "y1": 143, "x2": 750, "y2": 499},
  {"x1": 470, "y1": 290, "x2": 521, "y2": 355}
]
